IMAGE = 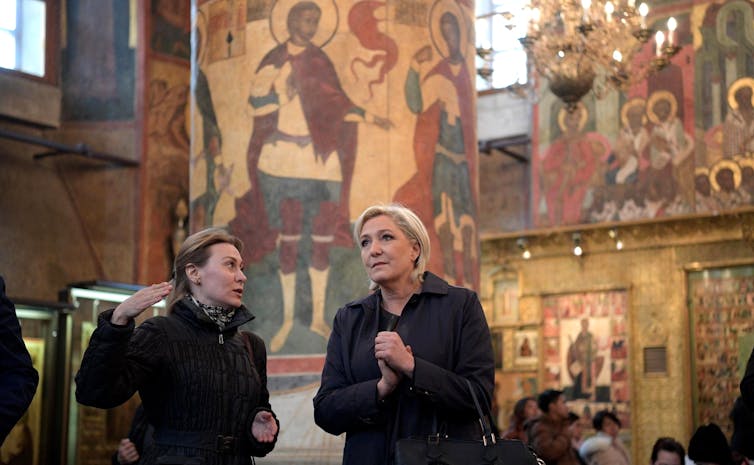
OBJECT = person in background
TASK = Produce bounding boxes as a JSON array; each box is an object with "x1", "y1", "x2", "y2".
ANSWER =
[
  {"x1": 687, "y1": 423, "x2": 734, "y2": 465},
  {"x1": 650, "y1": 437, "x2": 685, "y2": 465},
  {"x1": 741, "y1": 344, "x2": 754, "y2": 410},
  {"x1": 501, "y1": 396, "x2": 539, "y2": 442},
  {"x1": 730, "y1": 396, "x2": 754, "y2": 464},
  {"x1": 578, "y1": 410, "x2": 630, "y2": 465},
  {"x1": 568, "y1": 412, "x2": 587, "y2": 465},
  {"x1": 528, "y1": 389, "x2": 580, "y2": 465},
  {"x1": 0, "y1": 276, "x2": 39, "y2": 444},
  {"x1": 313, "y1": 204, "x2": 494, "y2": 465},
  {"x1": 111, "y1": 404, "x2": 153, "y2": 465},
  {"x1": 75, "y1": 228, "x2": 279, "y2": 465}
]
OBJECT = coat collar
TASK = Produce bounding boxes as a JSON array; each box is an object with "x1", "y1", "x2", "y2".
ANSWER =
[
  {"x1": 173, "y1": 296, "x2": 255, "y2": 332},
  {"x1": 347, "y1": 271, "x2": 450, "y2": 313}
]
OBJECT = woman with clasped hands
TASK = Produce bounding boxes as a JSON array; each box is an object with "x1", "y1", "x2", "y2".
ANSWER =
[
  {"x1": 75, "y1": 228, "x2": 279, "y2": 465},
  {"x1": 313, "y1": 204, "x2": 495, "y2": 465}
]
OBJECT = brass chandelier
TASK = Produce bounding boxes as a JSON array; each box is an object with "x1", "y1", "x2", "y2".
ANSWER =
[{"x1": 518, "y1": 0, "x2": 680, "y2": 111}]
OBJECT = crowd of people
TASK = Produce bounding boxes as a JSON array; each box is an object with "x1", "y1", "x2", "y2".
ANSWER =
[
  {"x1": 497, "y1": 388, "x2": 754, "y2": 465},
  {"x1": 3, "y1": 203, "x2": 754, "y2": 465}
]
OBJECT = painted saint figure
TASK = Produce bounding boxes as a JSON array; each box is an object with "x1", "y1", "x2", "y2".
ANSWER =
[
  {"x1": 567, "y1": 318, "x2": 603, "y2": 400},
  {"x1": 191, "y1": 20, "x2": 233, "y2": 230},
  {"x1": 230, "y1": 1, "x2": 390, "y2": 352},
  {"x1": 646, "y1": 90, "x2": 694, "y2": 204},
  {"x1": 396, "y1": 6, "x2": 479, "y2": 287},
  {"x1": 606, "y1": 97, "x2": 648, "y2": 185},
  {"x1": 541, "y1": 104, "x2": 602, "y2": 225},
  {"x1": 723, "y1": 78, "x2": 754, "y2": 158}
]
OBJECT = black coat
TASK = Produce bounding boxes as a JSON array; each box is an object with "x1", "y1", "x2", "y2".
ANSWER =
[
  {"x1": 0, "y1": 276, "x2": 39, "y2": 444},
  {"x1": 313, "y1": 272, "x2": 495, "y2": 465},
  {"x1": 76, "y1": 297, "x2": 278, "y2": 465}
]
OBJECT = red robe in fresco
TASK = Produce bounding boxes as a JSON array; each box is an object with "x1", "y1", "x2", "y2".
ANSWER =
[
  {"x1": 394, "y1": 59, "x2": 478, "y2": 280},
  {"x1": 230, "y1": 42, "x2": 359, "y2": 264}
]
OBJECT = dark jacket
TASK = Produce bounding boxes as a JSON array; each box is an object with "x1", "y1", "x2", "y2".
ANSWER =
[
  {"x1": 741, "y1": 347, "x2": 754, "y2": 412},
  {"x1": 528, "y1": 415, "x2": 580, "y2": 465},
  {"x1": 0, "y1": 276, "x2": 39, "y2": 443},
  {"x1": 313, "y1": 272, "x2": 495, "y2": 465},
  {"x1": 111, "y1": 404, "x2": 153, "y2": 465},
  {"x1": 76, "y1": 297, "x2": 278, "y2": 465}
]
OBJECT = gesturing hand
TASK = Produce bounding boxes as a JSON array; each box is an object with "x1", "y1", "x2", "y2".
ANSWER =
[
  {"x1": 116, "y1": 438, "x2": 140, "y2": 464},
  {"x1": 112, "y1": 282, "x2": 172, "y2": 325},
  {"x1": 251, "y1": 410, "x2": 278, "y2": 443}
]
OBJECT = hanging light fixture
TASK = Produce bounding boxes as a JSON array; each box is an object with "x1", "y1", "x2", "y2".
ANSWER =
[
  {"x1": 517, "y1": 0, "x2": 680, "y2": 111},
  {"x1": 608, "y1": 228, "x2": 624, "y2": 250},
  {"x1": 572, "y1": 232, "x2": 584, "y2": 256},
  {"x1": 517, "y1": 237, "x2": 532, "y2": 260}
]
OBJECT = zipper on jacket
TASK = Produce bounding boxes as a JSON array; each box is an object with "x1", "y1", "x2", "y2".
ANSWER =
[{"x1": 219, "y1": 333, "x2": 224, "y2": 344}]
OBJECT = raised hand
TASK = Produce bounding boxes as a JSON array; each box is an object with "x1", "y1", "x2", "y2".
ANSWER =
[{"x1": 112, "y1": 282, "x2": 172, "y2": 325}]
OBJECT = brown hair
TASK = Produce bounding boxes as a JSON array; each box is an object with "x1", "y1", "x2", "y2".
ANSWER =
[{"x1": 165, "y1": 227, "x2": 243, "y2": 311}]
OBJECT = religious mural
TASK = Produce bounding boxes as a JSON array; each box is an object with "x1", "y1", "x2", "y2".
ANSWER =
[
  {"x1": 395, "y1": 0, "x2": 480, "y2": 288},
  {"x1": 190, "y1": 0, "x2": 479, "y2": 357},
  {"x1": 61, "y1": 0, "x2": 136, "y2": 120},
  {"x1": 533, "y1": 0, "x2": 754, "y2": 228},
  {"x1": 151, "y1": 0, "x2": 191, "y2": 59},
  {"x1": 688, "y1": 265, "x2": 754, "y2": 437},
  {"x1": 139, "y1": 0, "x2": 192, "y2": 285},
  {"x1": 541, "y1": 291, "x2": 631, "y2": 436}
]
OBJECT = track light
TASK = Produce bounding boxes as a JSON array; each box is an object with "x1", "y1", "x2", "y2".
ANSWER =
[
  {"x1": 609, "y1": 228, "x2": 623, "y2": 250},
  {"x1": 572, "y1": 232, "x2": 583, "y2": 257},
  {"x1": 517, "y1": 237, "x2": 531, "y2": 260}
]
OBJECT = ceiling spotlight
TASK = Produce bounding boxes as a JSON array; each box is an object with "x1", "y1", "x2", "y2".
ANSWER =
[
  {"x1": 517, "y1": 237, "x2": 532, "y2": 260},
  {"x1": 609, "y1": 228, "x2": 623, "y2": 250},
  {"x1": 572, "y1": 232, "x2": 583, "y2": 257}
]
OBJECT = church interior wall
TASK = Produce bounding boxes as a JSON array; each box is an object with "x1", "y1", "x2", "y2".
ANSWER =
[{"x1": 481, "y1": 212, "x2": 754, "y2": 463}]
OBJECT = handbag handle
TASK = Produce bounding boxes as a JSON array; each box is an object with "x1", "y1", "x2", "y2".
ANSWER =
[{"x1": 464, "y1": 379, "x2": 496, "y2": 446}]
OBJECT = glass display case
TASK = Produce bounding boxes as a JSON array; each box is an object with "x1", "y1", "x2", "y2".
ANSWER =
[{"x1": 5, "y1": 298, "x2": 72, "y2": 465}]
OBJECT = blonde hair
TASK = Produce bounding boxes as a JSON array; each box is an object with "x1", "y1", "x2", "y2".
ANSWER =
[
  {"x1": 166, "y1": 227, "x2": 243, "y2": 311},
  {"x1": 353, "y1": 204, "x2": 430, "y2": 290}
]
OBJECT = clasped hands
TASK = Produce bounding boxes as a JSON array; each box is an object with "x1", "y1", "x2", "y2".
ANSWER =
[{"x1": 375, "y1": 331, "x2": 415, "y2": 399}]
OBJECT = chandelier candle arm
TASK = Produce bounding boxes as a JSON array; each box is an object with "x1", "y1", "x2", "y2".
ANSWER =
[{"x1": 519, "y1": 0, "x2": 681, "y2": 110}]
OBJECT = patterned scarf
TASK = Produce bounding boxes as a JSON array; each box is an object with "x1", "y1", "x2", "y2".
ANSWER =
[{"x1": 189, "y1": 295, "x2": 236, "y2": 330}]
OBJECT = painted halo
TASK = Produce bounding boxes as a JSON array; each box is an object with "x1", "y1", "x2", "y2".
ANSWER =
[
  {"x1": 736, "y1": 155, "x2": 754, "y2": 172},
  {"x1": 557, "y1": 102, "x2": 588, "y2": 133},
  {"x1": 694, "y1": 166, "x2": 710, "y2": 178},
  {"x1": 646, "y1": 90, "x2": 678, "y2": 125},
  {"x1": 727, "y1": 77, "x2": 754, "y2": 111},
  {"x1": 620, "y1": 97, "x2": 647, "y2": 128},
  {"x1": 270, "y1": 0, "x2": 339, "y2": 48},
  {"x1": 709, "y1": 158, "x2": 742, "y2": 192},
  {"x1": 429, "y1": 0, "x2": 469, "y2": 59}
]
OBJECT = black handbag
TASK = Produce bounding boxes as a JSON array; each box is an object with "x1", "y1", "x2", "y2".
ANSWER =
[{"x1": 395, "y1": 380, "x2": 542, "y2": 465}]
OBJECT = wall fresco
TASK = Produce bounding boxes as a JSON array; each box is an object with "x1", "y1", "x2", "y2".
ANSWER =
[
  {"x1": 532, "y1": 0, "x2": 754, "y2": 228},
  {"x1": 61, "y1": 0, "x2": 136, "y2": 120},
  {"x1": 190, "y1": 0, "x2": 480, "y2": 358}
]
